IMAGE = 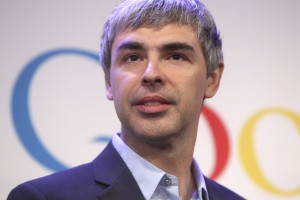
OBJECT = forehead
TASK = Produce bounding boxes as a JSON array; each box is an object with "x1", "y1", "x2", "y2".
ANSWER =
[{"x1": 112, "y1": 24, "x2": 201, "y2": 51}]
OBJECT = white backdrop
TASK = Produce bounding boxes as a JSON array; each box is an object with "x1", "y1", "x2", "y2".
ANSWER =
[{"x1": 1, "y1": 1, "x2": 300, "y2": 199}]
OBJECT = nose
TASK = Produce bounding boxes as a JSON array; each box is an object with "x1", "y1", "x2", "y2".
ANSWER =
[{"x1": 142, "y1": 61, "x2": 165, "y2": 86}]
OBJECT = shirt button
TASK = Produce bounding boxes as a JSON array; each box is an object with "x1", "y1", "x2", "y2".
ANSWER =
[{"x1": 164, "y1": 176, "x2": 171, "y2": 185}]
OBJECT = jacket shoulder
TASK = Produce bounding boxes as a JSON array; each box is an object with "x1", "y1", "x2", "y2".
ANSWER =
[
  {"x1": 7, "y1": 162, "x2": 105, "y2": 200},
  {"x1": 7, "y1": 142, "x2": 144, "y2": 200},
  {"x1": 205, "y1": 177, "x2": 246, "y2": 200}
]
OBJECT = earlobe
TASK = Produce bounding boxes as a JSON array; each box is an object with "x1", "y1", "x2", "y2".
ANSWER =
[
  {"x1": 204, "y1": 62, "x2": 224, "y2": 98},
  {"x1": 106, "y1": 86, "x2": 113, "y2": 100},
  {"x1": 105, "y1": 74, "x2": 113, "y2": 100}
]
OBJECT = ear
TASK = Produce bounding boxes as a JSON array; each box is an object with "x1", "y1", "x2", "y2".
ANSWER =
[
  {"x1": 105, "y1": 73, "x2": 113, "y2": 100},
  {"x1": 204, "y1": 62, "x2": 224, "y2": 98}
]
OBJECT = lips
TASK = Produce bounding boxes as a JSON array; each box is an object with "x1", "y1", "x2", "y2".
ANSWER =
[{"x1": 135, "y1": 95, "x2": 171, "y2": 114}]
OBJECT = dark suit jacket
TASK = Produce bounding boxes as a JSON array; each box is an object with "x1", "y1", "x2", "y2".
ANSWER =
[{"x1": 8, "y1": 141, "x2": 245, "y2": 200}]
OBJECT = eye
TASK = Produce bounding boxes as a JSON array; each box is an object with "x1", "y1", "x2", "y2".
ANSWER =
[
  {"x1": 168, "y1": 53, "x2": 185, "y2": 61},
  {"x1": 125, "y1": 54, "x2": 141, "y2": 62}
]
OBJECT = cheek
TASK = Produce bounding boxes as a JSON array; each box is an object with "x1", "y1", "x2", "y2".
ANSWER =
[
  {"x1": 182, "y1": 75, "x2": 207, "y2": 107},
  {"x1": 110, "y1": 71, "x2": 139, "y2": 101}
]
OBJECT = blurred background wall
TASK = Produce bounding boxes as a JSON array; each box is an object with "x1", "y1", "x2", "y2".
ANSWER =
[{"x1": 1, "y1": 0, "x2": 300, "y2": 199}]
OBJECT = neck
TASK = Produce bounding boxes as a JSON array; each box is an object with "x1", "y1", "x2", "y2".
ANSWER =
[
  {"x1": 179, "y1": 169, "x2": 197, "y2": 200},
  {"x1": 121, "y1": 130, "x2": 198, "y2": 199}
]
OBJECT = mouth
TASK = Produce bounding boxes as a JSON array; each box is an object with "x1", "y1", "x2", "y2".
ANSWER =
[{"x1": 135, "y1": 95, "x2": 172, "y2": 114}]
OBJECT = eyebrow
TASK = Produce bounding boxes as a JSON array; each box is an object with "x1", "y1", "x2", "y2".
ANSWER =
[
  {"x1": 161, "y1": 42, "x2": 195, "y2": 52},
  {"x1": 117, "y1": 41, "x2": 195, "y2": 52},
  {"x1": 117, "y1": 42, "x2": 145, "y2": 51}
]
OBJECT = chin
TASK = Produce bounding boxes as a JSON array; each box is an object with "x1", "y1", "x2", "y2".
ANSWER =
[{"x1": 136, "y1": 127, "x2": 181, "y2": 144}]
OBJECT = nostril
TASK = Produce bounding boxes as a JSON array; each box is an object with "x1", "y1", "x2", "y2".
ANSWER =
[
  {"x1": 142, "y1": 76, "x2": 164, "y2": 86},
  {"x1": 154, "y1": 78, "x2": 162, "y2": 84},
  {"x1": 142, "y1": 79, "x2": 149, "y2": 84}
]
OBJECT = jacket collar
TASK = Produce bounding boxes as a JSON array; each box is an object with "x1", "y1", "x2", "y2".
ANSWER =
[{"x1": 92, "y1": 141, "x2": 145, "y2": 200}]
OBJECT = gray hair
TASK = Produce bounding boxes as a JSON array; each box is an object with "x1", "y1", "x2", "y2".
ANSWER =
[{"x1": 100, "y1": 0, "x2": 223, "y2": 77}]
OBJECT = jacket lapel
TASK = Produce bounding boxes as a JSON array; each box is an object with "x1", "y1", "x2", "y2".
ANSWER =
[
  {"x1": 92, "y1": 142, "x2": 145, "y2": 200},
  {"x1": 204, "y1": 176, "x2": 224, "y2": 200}
]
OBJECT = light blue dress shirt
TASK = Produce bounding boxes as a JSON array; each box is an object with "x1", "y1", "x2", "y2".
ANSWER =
[{"x1": 112, "y1": 133, "x2": 209, "y2": 200}]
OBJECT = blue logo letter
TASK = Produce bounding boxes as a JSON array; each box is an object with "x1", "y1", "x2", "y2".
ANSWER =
[{"x1": 11, "y1": 48, "x2": 99, "y2": 172}]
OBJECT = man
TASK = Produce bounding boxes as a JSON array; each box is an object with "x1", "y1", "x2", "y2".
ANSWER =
[{"x1": 8, "y1": 0, "x2": 245, "y2": 199}]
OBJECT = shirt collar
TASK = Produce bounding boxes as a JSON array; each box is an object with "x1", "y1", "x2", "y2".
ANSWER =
[
  {"x1": 191, "y1": 158, "x2": 209, "y2": 200},
  {"x1": 112, "y1": 133, "x2": 164, "y2": 199},
  {"x1": 112, "y1": 133, "x2": 209, "y2": 200}
]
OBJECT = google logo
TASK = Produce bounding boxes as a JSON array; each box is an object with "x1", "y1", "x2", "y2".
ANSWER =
[
  {"x1": 11, "y1": 48, "x2": 300, "y2": 196},
  {"x1": 239, "y1": 108, "x2": 300, "y2": 196}
]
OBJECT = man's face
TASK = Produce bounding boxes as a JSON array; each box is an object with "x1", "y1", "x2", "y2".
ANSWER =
[{"x1": 106, "y1": 24, "x2": 222, "y2": 146}]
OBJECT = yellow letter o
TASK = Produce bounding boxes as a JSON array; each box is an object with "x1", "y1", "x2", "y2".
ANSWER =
[{"x1": 239, "y1": 108, "x2": 300, "y2": 195}]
